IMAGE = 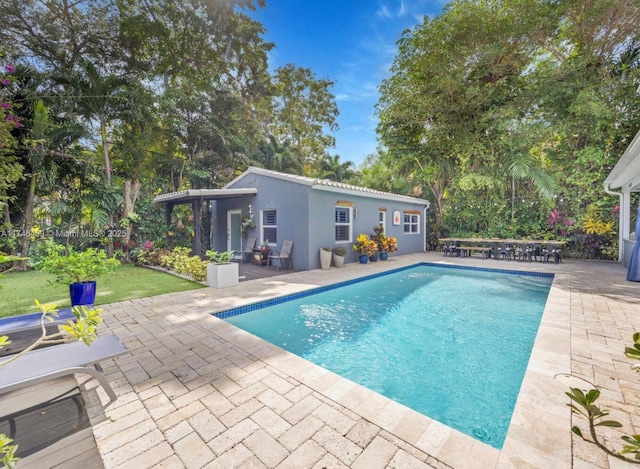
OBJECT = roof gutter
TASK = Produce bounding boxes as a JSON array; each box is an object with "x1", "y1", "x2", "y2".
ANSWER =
[{"x1": 423, "y1": 206, "x2": 428, "y2": 253}]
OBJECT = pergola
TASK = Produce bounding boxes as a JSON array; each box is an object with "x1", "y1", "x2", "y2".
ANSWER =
[
  {"x1": 604, "y1": 130, "x2": 640, "y2": 266},
  {"x1": 153, "y1": 188, "x2": 257, "y2": 255}
]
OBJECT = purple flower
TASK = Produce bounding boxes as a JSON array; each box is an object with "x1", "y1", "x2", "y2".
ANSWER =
[
  {"x1": 0, "y1": 79, "x2": 10, "y2": 86},
  {"x1": 5, "y1": 64, "x2": 15, "y2": 74},
  {"x1": 6, "y1": 114, "x2": 14, "y2": 121},
  {"x1": 0, "y1": 102, "x2": 9, "y2": 109}
]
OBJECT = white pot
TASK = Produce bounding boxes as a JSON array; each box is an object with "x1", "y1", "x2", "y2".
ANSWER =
[
  {"x1": 207, "y1": 262, "x2": 239, "y2": 288},
  {"x1": 320, "y1": 249, "x2": 332, "y2": 269},
  {"x1": 333, "y1": 254, "x2": 345, "y2": 268}
]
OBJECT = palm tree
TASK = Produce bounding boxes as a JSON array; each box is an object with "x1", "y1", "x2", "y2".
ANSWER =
[
  {"x1": 20, "y1": 100, "x2": 84, "y2": 268},
  {"x1": 313, "y1": 154, "x2": 355, "y2": 182},
  {"x1": 56, "y1": 60, "x2": 129, "y2": 254},
  {"x1": 62, "y1": 60, "x2": 129, "y2": 186}
]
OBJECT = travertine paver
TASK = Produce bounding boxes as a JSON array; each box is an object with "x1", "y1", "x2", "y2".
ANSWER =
[{"x1": 78, "y1": 253, "x2": 640, "y2": 468}]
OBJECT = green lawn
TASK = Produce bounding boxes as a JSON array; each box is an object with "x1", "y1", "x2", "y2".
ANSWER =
[{"x1": 0, "y1": 264, "x2": 206, "y2": 318}]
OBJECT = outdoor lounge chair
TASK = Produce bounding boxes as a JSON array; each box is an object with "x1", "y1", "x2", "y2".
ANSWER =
[
  {"x1": 239, "y1": 237, "x2": 256, "y2": 264},
  {"x1": 268, "y1": 240, "x2": 293, "y2": 271},
  {"x1": 0, "y1": 333, "x2": 127, "y2": 404}
]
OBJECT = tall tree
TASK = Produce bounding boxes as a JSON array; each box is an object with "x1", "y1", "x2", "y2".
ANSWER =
[
  {"x1": 271, "y1": 64, "x2": 339, "y2": 171},
  {"x1": 0, "y1": 0, "x2": 122, "y2": 74},
  {"x1": 376, "y1": 0, "x2": 638, "y2": 235},
  {"x1": 0, "y1": 58, "x2": 24, "y2": 246}
]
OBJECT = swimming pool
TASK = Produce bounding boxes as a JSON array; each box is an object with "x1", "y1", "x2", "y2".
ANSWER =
[{"x1": 216, "y1": 263, "x2": 552, "y2": 448}]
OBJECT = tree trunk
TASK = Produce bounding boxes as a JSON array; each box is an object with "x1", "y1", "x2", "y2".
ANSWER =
[
  {"x1": 100, "y1": 117, "x2": 114, "y2": 256},
  {"x1": 122, "y1": 178, "x2": 141, "y2": 261},
  {"x1": 18, "y1": 176, "x2": 36, "y2": 271}
]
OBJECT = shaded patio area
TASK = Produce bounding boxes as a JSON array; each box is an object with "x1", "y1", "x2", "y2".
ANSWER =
[
  {"x1": 4, "y1": 253, "x2": 640, "y2": 468},
  {"x1": 238, "y1": 261, "x2": 298, "y2": 282}
]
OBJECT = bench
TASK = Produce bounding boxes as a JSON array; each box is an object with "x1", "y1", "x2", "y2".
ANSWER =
[
  {"x1": 0, "y1": 333, "x2": 127, "y2": 404},
  {"x1": 458, "y1": 246, "x2": 493, "y2": 258}
]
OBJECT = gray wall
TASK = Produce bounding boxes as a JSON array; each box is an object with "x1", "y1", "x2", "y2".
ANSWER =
[
  {"x1": 308, "y1": 189, "x2": 426, "y2": 269},
  {"x1": 227, "y1": 173, "x2": 312, "y2": 270}
]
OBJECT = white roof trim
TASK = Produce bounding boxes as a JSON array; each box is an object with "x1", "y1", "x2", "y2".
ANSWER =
[
  {"x1": 311, "y1": 184, "x2": 430, "y2": 206},
  {"x1": 225, "y1": 166, "x2": 430, "y2": 206},
  {"x1": 605, "y1": 130, "x2": 640, "y2": 191},
  {"x1": 154, "y1": 188, "x2": 257, "y2": 204}
]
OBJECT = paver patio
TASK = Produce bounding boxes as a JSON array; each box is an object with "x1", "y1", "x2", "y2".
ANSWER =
[{"x1": 14, "y1": 253, "x2": 640, "y2": 468}]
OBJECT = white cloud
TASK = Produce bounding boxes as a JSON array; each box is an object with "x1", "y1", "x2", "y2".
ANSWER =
[{"x1": 376, "y1": 4, "x2": 392, "y2": 20}]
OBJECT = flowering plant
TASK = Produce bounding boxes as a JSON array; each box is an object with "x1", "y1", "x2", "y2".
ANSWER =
[
  {"x1": 379, "y1": 236, "x2": 398, "y2": 253},
  {"x1": 370, "y1": 224, "x2": 397, "y2": 253},
  {"x1": 352, "y1": 234, "x2": 377, "y2": 256}
]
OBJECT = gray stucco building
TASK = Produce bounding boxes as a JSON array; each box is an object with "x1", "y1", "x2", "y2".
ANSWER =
[{"x1": 156, "y1": 167, "x2": 431, "y2": 270}]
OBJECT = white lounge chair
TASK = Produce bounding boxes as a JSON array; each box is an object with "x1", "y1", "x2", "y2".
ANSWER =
[{"x1": 0, "y1": 334, "x2": 127, "y2": 404}]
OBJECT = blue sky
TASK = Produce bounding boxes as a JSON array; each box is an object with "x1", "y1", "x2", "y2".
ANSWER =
[{"x1": 250, "y1": 0, "x2": 446, "y2": 167}]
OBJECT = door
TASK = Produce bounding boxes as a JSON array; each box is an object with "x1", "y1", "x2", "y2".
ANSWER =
[{"x1": 227, "y1": 210, "x2": 242, "y2": 255}]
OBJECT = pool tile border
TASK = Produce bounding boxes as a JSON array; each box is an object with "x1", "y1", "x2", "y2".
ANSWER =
[{"x1": 214, "y1": 261, "x2": 554, "y2": 320}]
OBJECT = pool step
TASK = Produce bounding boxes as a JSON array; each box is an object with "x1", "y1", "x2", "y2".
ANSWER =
[{"x1": 499, "y1": 275, "x2": 551, "y2": 292}]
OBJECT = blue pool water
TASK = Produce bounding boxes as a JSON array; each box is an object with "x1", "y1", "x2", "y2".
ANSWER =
[{"x1": 218, "y1": 264, "x2": 552, "y2": 448}]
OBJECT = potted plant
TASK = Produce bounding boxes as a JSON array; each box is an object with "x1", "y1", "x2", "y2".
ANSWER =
[
  {"x1": 332, "y1": 246, "x2": 346, "y2": 267},
  {"x1": 37, "y1": 245, "x2": 120, "y2": 306},
  {"x1": 206, "y1": 250, "x2": 238, "y2": 288},
  {"x1": 352, "y1": 234, "x2": 377, "y2": 264},
  {"x1": 378, "y1": 235, "x2": 398, "y2": 260},
  {"x1": 241, "y1": 216, "x2": 255, "y2": 238},
  {"x1": 320, "y1": 247, "x2": 332, "y2": 270}
]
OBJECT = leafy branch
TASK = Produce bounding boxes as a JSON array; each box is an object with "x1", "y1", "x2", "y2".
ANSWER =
[{"x1": 567, "y1": 333, "x2": 640, "y2": 463}]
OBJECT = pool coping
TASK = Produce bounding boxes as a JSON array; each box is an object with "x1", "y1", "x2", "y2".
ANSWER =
[{"x1": 206, "y1": 259, "x2": 572, "y2": 468}]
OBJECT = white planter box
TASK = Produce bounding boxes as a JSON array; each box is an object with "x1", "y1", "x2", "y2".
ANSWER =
[{"x1": 207, "y1": 262, "x2": 239, "y2": 288}]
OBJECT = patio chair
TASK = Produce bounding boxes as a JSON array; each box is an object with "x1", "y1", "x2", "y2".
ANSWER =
[
  {"x1": 268, "y1": 240, "x2": 293, "y2": 271},
  {"x1": 239, "y1": 237, "x2": 256, "y2": 264},
  {"x1": 0, "y1": 333, "x2": 127, "y2": 404},
  {"x1": 497, "y1": 244, "x2": 514, "y2": 261},
  {"x1": 443, "y1": 241, "x2": 460, "y2": 257},
  {"x1": 519, "y1": 243, "x2": 538, "y2": 262},
  {"x1": 542, "y1": 244, "x2": 562, "y2": 264}
]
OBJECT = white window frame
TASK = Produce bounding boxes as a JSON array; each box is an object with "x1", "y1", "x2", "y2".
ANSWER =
[
  {"x1": 261, "y1": 209, "x2": 277, "y2": 246},
  {"x1": 335, "y1": 206, "x2": 353, "y2": 243},
  {"x1": 403, "y1": 213, "x2": 420, "y2": 234},
  {"x1": 378, "y1": 210, "x2": 386, "y2": 233}
]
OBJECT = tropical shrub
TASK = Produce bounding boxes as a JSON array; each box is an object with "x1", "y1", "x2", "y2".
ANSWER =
[
  {"x1": 353, "y1": 234, "x2": 377, "y2": 256},
  {"x1": 185, "y1": 256, "x2": 207, "y2": 281},
  {"x1": 36, "y1": 245, "x2": 120, "y2": 284},
  {"x1": 206, "y1": 250, "x2": 235, "y2": 264}
]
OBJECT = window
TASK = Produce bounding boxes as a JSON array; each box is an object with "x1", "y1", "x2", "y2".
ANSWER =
[
  {"x1": 335, "y1": 206, "x2": 352, "y2": 242},
  {"x1": 403, "y1": 213, "x2": 420, "y2": 234},
  {"x1": 261, "y1": 209, "x2": 277, "y2": 244},
  {"x1": 378, "y1": 210, "x2": 386, "y2": 233}
]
